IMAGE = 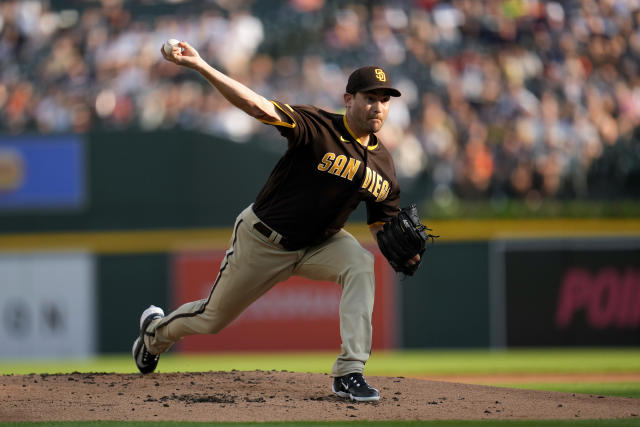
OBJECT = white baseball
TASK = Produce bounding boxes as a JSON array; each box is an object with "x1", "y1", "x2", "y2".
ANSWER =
[{"x1": 163, "y1": 38, "x2": 180, "y2": 55}]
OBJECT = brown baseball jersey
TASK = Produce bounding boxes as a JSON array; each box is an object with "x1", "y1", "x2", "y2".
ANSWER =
[{"x1": 253, "y1": 101, "x2": 400, "y2": 250}]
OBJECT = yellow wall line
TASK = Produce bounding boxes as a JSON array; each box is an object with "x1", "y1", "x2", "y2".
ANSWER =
[
  {"x1": 1, "y1": 218, "x2": 639, "y2": 254},
  {"x1": 0, "y1": 228, "x2": 232, "y2": 254}
]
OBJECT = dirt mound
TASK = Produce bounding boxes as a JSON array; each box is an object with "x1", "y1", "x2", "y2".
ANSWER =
[{"x1": 1, "y1": 370, "x2": 638, "y2": 422}]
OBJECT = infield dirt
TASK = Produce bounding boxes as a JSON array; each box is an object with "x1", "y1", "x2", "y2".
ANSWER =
[{"x1": 1, "y1": 370, "x2": 638, "y2": 422}]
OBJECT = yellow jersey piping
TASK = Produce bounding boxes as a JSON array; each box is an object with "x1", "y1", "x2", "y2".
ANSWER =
[
  {"x1": 342, "y1": 115, "x2": 378, "y2": 150},
  {"x1": 258, "y1": 101, "x2": 296, "y2": 128}
]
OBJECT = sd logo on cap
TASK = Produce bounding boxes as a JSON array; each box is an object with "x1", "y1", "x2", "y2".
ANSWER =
[{"x1": 346, "y1": 66, "x2": 401, "y2": 97}]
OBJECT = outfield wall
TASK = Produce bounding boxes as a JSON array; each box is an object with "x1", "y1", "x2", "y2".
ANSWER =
[{"x1": 1, "y1": 221, "x2": 638, "y2": 356}]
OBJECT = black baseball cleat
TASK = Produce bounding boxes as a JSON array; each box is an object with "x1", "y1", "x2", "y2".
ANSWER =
[
  {"x1": 132, "y1": 305, "x2": 164, "y2": 374},
  {"x1": 332, "y1": 372, "x2": 380, "y2": 402}
]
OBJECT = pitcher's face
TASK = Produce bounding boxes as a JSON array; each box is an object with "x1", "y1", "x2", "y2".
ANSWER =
[{"x1": 345, "y1": 90, "x2": 391, "y2": 135}]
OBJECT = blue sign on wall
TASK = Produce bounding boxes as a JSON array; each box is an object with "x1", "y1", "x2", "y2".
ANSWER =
[{"x1": 0, "y1": 135, "x2": 85, "y2": 210}]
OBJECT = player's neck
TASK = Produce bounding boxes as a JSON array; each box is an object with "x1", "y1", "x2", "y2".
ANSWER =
[{"x1": 343, "y1": 115, "x2": 371, "y2": 147}]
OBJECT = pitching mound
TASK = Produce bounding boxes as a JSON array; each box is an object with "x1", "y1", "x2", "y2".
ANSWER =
[{"x1": 1, "y1": 370, "x2": 638, "y2": 422}]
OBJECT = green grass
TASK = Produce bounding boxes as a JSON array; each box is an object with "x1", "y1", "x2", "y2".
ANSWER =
[
  {"x1": 422, "y1": 198, "x2": 640, "y2": 219},
  {"x1": 492, "y1": 382, "x2": 640, "y2": 398},
  {"x1": 1, "y1": 348, "x2": 638, "y2": 376},
  {"x1": 2, "y1": 420, "x2": 640, "y2": 426},
  {"x1": 1, "y1": 348, "x2": 639, "y2": 400}
]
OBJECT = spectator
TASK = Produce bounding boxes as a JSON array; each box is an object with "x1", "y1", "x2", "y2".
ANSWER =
[{"x1": 1, "y1": 0, "x2": 639, "y2": 202}]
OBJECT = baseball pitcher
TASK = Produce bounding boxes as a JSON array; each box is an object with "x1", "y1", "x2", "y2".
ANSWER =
[{"x1": 132, "y1": 40, "x2": 435, "y2": 402}]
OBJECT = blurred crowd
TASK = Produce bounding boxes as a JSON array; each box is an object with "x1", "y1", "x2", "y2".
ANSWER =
[{"x1": 1, "y1": 0, "x2": 640, "y2": 202}]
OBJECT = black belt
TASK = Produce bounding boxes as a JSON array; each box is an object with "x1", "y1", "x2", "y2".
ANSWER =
[{"x1": 253, "y1": 221, "x2": 292, "y2": 249}]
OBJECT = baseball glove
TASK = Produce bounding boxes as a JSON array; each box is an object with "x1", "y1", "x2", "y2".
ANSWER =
[{"x1": 376, "y1": 204, "x2": 438, "y2": 276}]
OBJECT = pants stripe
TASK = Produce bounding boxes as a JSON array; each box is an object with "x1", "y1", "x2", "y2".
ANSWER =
[{"x1": 153, "y1": 219, "x2": 243, "y2": 331}]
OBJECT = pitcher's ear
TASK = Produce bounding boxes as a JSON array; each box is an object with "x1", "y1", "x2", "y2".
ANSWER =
[{"x1": 344, "y1": 92, "x2": 354, "y2": 107}]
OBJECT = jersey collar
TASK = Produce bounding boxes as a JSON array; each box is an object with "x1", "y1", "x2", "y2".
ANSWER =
[{"x1": 342, "y1": 115, "x2": 379, "y2": 151}]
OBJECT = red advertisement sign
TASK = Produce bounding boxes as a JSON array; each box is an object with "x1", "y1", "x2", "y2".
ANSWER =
[
  {"x1": 172, "y1": 246, "x2": 397, "y2": 352},
  {"x1": 502, "y1": 241, "x2": 640, "y2": 346},
  {"x1": 556, "y1": 267, "x2": 640, "y2": 330}
]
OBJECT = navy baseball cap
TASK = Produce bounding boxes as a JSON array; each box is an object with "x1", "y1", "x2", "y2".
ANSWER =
[{"x1": 346, "y1": 66, "x2": 401, "y2": 97}]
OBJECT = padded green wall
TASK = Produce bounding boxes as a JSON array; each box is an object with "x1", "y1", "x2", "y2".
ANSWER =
[{"x1": 401, "y1": 242, "x2": 490, "y2": 347}]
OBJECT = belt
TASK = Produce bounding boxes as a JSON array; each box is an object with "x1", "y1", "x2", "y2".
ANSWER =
[{"x1": 253, "y1": 221, "x2": 292, "y2": 249}]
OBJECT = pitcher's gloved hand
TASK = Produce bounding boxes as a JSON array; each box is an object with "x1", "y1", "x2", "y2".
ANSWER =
[{"x1": 376, "y1": 204, "x2": 438, "y2": 276}]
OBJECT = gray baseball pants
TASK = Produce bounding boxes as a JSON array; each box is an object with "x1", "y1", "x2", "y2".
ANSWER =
[{"x1": 145, "y1": 204, "x2": 376, "y2": 377}]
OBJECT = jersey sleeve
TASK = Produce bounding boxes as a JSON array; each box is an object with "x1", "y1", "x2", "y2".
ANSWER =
[
  {"x1": 258, "y1": 101, "x2": 317, "y2": 148},
  {"x1": 366, "y1": 185, "x2": 400, "y2": 226}
]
